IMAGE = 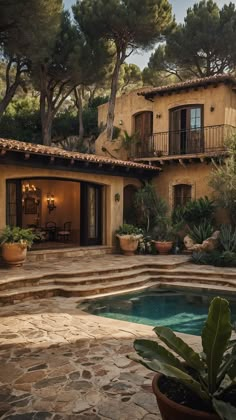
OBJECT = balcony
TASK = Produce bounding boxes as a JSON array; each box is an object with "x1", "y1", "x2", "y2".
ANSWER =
[{"x1": 132, "y1": 124, "x2": 236, "y2": 159}]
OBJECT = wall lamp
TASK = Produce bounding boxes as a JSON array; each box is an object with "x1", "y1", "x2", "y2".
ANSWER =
[
  {"x1": 210, "y1": 105, "x2": 215, "y2": 112},
  {"x1": 156, "y1": 112, "x2": 162, "y2": 119},
  {"x1": 47, "y1": 193, "x2": 56, "y2": 213},
  {"x1": 119, "y1": 119, "x2": 123, "y2": 125},
  {"x1": 115, "y1": 193, "x2": 120, "y2": 202}
]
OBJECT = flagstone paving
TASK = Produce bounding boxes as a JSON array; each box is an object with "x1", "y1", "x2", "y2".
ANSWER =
[{"x1": 0, "y1": 296, "x2": 201, "y2": 420}]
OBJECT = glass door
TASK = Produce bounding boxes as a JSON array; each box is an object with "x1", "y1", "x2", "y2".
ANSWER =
[
  {"x1": 6, "y1": 180, "x2": 22, "y2": 227},
  {"x1": 80, "y1": 183, "x2": 102, "y2": 246}
]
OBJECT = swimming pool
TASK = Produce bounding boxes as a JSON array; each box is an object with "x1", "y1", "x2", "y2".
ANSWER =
[{"x1": 82, "y1": 290, "x2": 236, "y2": 336}]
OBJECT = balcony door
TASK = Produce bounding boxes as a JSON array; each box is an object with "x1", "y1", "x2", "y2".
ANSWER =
[
  {"x1": 169, "y1": 105, "x2": 204, "y2": 155},
  {"x1": 134, "y1": 111, "x2": 153, "y2": 155}
]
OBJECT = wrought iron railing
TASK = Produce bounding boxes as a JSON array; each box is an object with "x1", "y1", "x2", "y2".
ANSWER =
[{"x1": 131, "y1": 124, "x2": 236, "y2": 158}]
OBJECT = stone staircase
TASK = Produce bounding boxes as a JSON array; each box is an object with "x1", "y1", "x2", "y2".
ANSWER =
[{"x1": 0, "y1": 259, "x2": 236, "y2": 305}]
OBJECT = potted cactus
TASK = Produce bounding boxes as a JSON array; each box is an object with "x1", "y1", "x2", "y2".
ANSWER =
[
  {"x1": 130, "y1": 297, "x2": 236, "y2": 420},
  {"x1": 0, "y1": 226, "x2": 38, "y2": 266}
]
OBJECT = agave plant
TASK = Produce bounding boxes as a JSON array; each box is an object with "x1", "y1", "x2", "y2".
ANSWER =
[
  {"x1": 189, "y1": 220, "x2": 214, "y2": 244},
  {"x1": 130, "y1": 297, "x2": 236, "y2": 420},
  {"x1": 219, "y1": 225, "x2": 236, "y2": 252}
]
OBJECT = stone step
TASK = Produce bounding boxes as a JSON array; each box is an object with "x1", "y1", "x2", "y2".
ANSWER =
[
  {"x1": 159, "y1": 281, "x2": 236, "y2": 295},
  {"x1": 0, "y1": 274, "x2": 155, "y2": 304},
  {"x1": 1, "y1": 265, "x2": 236, "y2": 293}
]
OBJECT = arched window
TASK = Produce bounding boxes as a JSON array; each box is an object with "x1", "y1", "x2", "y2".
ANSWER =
[{"x1": 174, "y1": 184, "x2": 192, "y2": 208}]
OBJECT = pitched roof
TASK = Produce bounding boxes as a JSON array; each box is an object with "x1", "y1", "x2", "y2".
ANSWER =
[
  {"x1": 0, "y1": 138, "x2": 160, "y2": 172},
  {"x1": 139, "y1": 74, "x2": 236, "y2": 100}
]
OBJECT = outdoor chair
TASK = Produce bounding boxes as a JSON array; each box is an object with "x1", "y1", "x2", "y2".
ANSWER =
[{"x1": 57, "y1": 221, "x2": 72, "y2": 242}]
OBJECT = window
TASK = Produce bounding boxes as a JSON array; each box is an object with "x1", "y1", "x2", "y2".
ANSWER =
[
  {"x1": 190, "y1": 108, "x2": 201, "y2": 129},
  {"x1": 174, "y1": 184, "x2": 192, "y2": 208}
]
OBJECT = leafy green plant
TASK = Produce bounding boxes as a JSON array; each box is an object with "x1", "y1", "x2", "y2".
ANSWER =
[
  {"x1": 152, "y1": 219, "x2": 175, "y2": 241},
  {"x1": 134, "y1": 183, "x2": 168, "y2": 233},
  {"x1": 192, "y1": 250, "x2": 236, "y2": 267},
  {"x1": 183, "y1": 197, "x2": 215, "y2": 227},
  {"x1": 0, "y1": 226, "x2": 38, "y2": 248},
  {"x1": 116, "y1": 224, "x2": 143, "y2": 236},
  {"x1": 130, "y1": 297, "x2": 236, "y2": 419},
  {"x1": 219, "y1": 225, "x2": 236, "y2": 252},
  {"x1": 189, "y1": 221, "x2": 214, "y2": 244}
]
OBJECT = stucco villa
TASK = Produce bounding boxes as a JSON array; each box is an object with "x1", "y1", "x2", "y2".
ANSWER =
[
  {"x1": 0, "y1": 138, "x2": 159, "y2": 255},
  {"x1": 97, "y1": 74, "x2": 236, "y2": 211}
]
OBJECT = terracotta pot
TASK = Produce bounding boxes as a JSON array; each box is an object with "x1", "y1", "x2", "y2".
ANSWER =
[
  {"x1": 152, "y1": 374, "x2": 219, "y2": 420},
  {"x1": 116, "y1": 234, "x2": 141, "y2": 256},
  {"x1": 154, "y1": 241, "x2": 173, "y2": 255},
  {"x1": 1, "y1": 242, "x2": 27, "y2": 267}
]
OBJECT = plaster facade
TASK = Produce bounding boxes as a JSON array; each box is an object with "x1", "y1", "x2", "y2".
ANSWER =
[{"x1": 0, "y1": 164, "x2": 141, "y2": 247}]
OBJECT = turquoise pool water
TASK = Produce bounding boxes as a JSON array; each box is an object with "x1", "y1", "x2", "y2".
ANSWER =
[{"x1": 83, "y1": 290, "x2": 236, "y2": 336}]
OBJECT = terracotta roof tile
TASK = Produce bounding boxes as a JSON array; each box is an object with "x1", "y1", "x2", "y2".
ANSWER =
[
  {"x1": 0, "y1": 138, "x2": 160, "y2": 171},
  {"x1": 139, "y1": 74, "x2": 236, "y2": 99}
]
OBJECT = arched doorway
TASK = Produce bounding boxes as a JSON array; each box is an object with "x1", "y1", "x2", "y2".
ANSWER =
[
  {"x1": 6, "y1": 177, "x2": 103, "y2": 248},
  {"x1": 123, "y1": 185, "x2": 137, "y2": 224}
]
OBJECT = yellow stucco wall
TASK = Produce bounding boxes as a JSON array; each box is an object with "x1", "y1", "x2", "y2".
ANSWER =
[
  {"x1": 0, "y1": 165, "x2": 141, "y2": 247},
  {"x1": 97, "y1": 83, "x2": 236, "y2": 152},
  {"x1": 152, "y1": 162, "x2": 214, "y2": 210}
]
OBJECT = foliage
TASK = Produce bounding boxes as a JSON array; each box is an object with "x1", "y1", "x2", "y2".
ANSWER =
[
  {"x1": 183, "y1": 197, "x2": 215, "y2": 227},
  {"x1": 130, "y1": 297, "x2": 236, "y2": 419},
  {"x1": 137, "y1": 234, "x2": 155, "y2": 255},
  {"x1": 0, "y1": 226, "x2": 38, "y2": 248},
  {"x1": 191, "y1": 249, "x2": 236, "y2": 267},
  {"x1": 152, "y1": 218, "x2": 175, "y2": 241},
  {"x1": 209, "y1": 137, "x2": 236, "y2": 226},
  {"x1": 134, "y1": 183, "x2": 168, "y2": 233},
  {"x1": 118, "y1": 63, "x2": 143, "y2": 93},
  {"x1": 146, "y1": 0, "x2": 236, "y2": 80},
  {"x1": 0, "y1": 0, "x2": 62, "y2": 117},
  {"x1": 116, "y1": 224, "x2": 143, "y2": 236},
  {"x1": 73, "y1": 0, "x2": 173, "y2": 140},
  {"x1": 219, "y1": 225, "x2": 236, "y2": 252},
  {"x1": 189, "y1": 220, "x2": 214, "y2": 244}
]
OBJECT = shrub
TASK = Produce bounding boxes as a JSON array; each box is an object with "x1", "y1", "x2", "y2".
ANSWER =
[
  {"x1": 116, "y1": 224, "x2": 143, "y2": 236},
  {"x1": 183, "y1": 197, "x2": 215, "y2": 227},
  {"x1": 189, "y1": 220, "x2": 214, "y2": 244},
  {"x1": 219, "y1": 224, "x2": 236, "y2": 252}
]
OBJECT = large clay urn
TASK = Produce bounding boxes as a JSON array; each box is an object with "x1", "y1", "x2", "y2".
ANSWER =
[
  {"x1": 1, "y1": 243, "x2": 27, "y2": 267},
  {"x1": 116, "y1": 234, "x2": 142, "y2": 256}
]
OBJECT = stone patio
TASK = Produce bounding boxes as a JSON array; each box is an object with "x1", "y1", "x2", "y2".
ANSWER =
[
  {"x1": 0, "y1": 296, "x2": 202, "y2": 420},
  {"x1": 0, "y1": 255, "x2": 235, "y2": 419}
]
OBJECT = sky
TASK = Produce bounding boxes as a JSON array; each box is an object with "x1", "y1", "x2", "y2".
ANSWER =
[{"x1": 64, "y1": 0, "x2": 235, "y2": 69}]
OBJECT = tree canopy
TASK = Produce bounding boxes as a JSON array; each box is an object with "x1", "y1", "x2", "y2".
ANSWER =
[
  {"x1": 144, "y1": 0, "x2": 236, "y2": 81},
  {"x1": 73, "y1": 0, "x2": 173, "y2": 140}
]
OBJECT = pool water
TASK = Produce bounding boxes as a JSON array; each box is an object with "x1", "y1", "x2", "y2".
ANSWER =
[{"x1": 83, "y1": 290, "x2": 236, "y2": 336}]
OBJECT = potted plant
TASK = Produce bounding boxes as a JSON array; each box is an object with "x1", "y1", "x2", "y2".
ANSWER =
[
  {"x1": 130, "y1": 297, "x2": 236, "y2": 420},
  {"x1": 152, "y1": 219, "x2": 175, "y2": 254},
  {"x1": 0, "y1": 226, "x2": 38, "y2": 266},
  {"x1": 116, "y1": 224, "x2": 143, "y2": 256}
]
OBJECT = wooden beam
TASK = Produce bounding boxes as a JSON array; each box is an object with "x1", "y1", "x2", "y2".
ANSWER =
[
  {"x1": 50, "y1": 156, "x2": 55, "y2": 164},
  {"x1": 0, "y1": 149, "x2": 6, "y2": 156},
  {"x1": 98, "y1": 162, "x2": 103, "y2": 168},
  {"x1": 125, "y1": 166, "x2": 130, "y2": 172},
  {"x1": 159, "y1": 159, "x2": 164, "y2": 165},
  {"x1": 84, "y1": 161, "x2": 89, "y2": 167},
  {"x1": 70, "y1": 158, "x2": 75, "y2": 165},
  {"x1": 200, "y1": 157, "x2": 205, "y2": 163},
  {"x1": 24, "y1": 153, "x2": 30, "y2": 160}
]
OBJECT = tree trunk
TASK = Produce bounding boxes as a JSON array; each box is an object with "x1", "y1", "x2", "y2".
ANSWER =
[
  {"x1": 0, "y1": 82, "x2": 19, "y2": 119},
  {"x1": 106, "y1": 52, "x2": 122, "y2": 141},
  {"x1": 40, "y1": 90, "x2": 53, "y2": 146},
  {"x1": 74, "y1": 87, "x2": 84, "y2": 141}
]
